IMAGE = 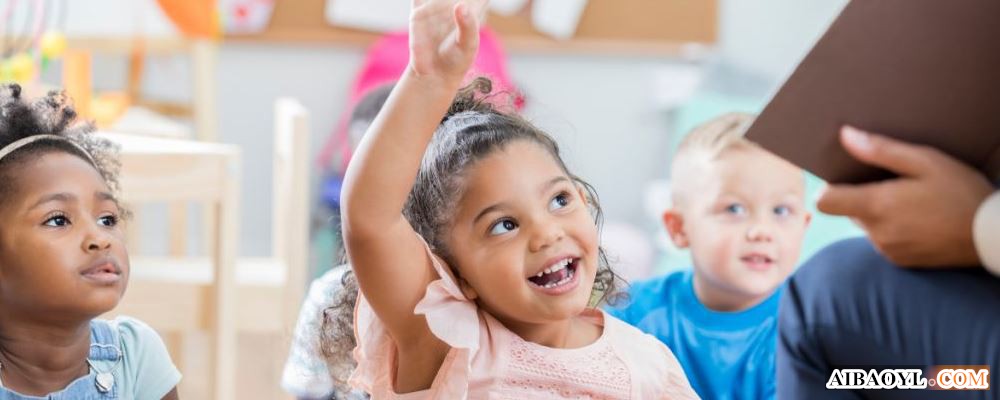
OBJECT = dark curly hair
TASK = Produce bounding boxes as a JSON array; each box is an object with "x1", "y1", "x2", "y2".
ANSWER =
[
  {"x1": 0, "y1": 84, "x2": 121, "y2": 207},
  {"x1": 319, "y1": 77, "x2": 627, "y2": 392}
]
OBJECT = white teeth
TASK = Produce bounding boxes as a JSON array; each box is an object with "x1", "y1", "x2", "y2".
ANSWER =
[
  {"x1": 538, "y1": 258, "x2": 572, "y2": 277},
  {"x1": 530, "y1": 258, "x2": 578, "y2": 284},
  {"x1": 538, "y1": 265, "x2": 575, "y2": 289}
]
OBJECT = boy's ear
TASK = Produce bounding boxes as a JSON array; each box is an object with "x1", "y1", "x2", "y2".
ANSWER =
[
  {"x1": 662, "y1": 209, "x2": 690, "y2": 248},
  {"x1": 576, "y1": 184, "x2": 589, "y2": 204}
]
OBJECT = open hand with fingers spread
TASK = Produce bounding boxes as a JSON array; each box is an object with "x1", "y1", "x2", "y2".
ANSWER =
[
  {"x1": 409, "y1": 0, "x2": 489, "y2": 85},
  {"x1": 817, "y1": 126, "x2": 995, "y2": 267}
]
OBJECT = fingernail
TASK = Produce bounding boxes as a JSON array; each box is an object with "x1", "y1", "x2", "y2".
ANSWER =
[{"x1": 842, "y1": 126, "x2": 872, "y2": 151}]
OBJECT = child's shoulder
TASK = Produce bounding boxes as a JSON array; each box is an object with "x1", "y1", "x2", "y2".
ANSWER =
[
  {"x1": 602, "y1": 310, "x2": 669, "y2": 351},
  {"x1": 101, "y1": 316, "x2": 164, "y2": 350},
  {"x1": 97, "y1": 316, "x2": 182, "y2": 398},
  {"x1": 629, "y1": 269, "x2": 690, "y2": 295},
  {"x1": 608, "y1": 269, "x2": 690, "y2": 316},
  {"x1": 601, "y1": 310, "x2": 699, "y2": 398}
]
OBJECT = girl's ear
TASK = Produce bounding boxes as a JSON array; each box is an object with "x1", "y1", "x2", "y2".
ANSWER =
[{"x1": 662, "y1": 209, "x2": 690, "y2": 248}]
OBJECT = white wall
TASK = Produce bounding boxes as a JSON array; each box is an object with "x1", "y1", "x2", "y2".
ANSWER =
[
  {"x1": 209, "y1": 46, "x2": 682, "y2": 257},
  {"x1": 34, "y1": 0, "x2": 850, "y2": 257}
]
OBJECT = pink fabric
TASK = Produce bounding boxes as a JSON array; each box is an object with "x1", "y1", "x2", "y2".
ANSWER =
[
  {"x1": 350, "y1": 242, "x2": 701, "y2": 399},
  {"x1": 319, "y1": 27, "x2": 522, "y2": 171}
]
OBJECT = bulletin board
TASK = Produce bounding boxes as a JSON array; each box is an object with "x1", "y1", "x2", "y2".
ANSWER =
[{"x1": 226, "y1": 0, "x2": 718, "y2": 55}]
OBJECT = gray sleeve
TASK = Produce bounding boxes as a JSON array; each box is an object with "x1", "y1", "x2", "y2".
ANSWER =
[{"x1": 281, "y1": 265, "x2": 350, "y2": 398}]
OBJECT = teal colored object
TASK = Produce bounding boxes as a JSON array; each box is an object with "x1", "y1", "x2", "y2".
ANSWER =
[
  {"x1": 656, "y1": 91, "x2": 862, "y2": 275},
  {"x1": 312, "y1": 226, "x2": 340, "y2": 280}
]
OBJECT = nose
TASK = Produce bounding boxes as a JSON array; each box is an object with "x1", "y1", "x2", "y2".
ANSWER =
[
  {"x1": 529, "y1": 221, "x2": 565, "y2": 252},
  {"x1": 745, "y1": 221, "x2": 774, "y2": 243},
  {"x1": 83, "y1": 226, "x2": 113, "y2": 252}
]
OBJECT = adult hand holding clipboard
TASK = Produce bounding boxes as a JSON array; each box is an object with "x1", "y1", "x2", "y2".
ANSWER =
[
  {"x1": 817, "y1": 126, "x2": 995, "y2": 268},
  {"x1": 744, "y1": 0, "x2": 1000, "y2": 270},
  {"x1": 770, "y1": 3, "x2": 1000, "y2": 398}
]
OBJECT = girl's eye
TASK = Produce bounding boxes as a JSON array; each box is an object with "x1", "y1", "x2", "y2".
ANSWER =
[
  {"x1": 774, "y1": 205, "x2": 793, "y2": 217},
  {"x1": 98, "y1": 215, "x2": 119, "y2": 227},
  {"x1": 549, "y1": 192, "x2": 571, "y2": 211},
  {"x1": 489, "y1": 219, "x2": 518, "y2": 236},
  {"x1": 44, "y1": 215, "x2": 70, "y2": 227},
  {"x1": 725, "y1": 203, "x2": 747, "y2": 215}
]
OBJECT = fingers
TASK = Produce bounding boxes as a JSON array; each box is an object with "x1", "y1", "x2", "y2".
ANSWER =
[
  {"x1": 839, "y1": 126, "x2": 938, "y2": 178},
  {"x1": 816, "y1": 183, "x2": 879, "y2": 218},
  {"x1": 453, "y1": 2, "x2": 480, "y2": 52},
  {"x1": 470, "y1": 0, "x2": 490, "y2": 21}
]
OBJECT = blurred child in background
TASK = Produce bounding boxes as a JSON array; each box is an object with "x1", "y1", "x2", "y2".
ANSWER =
[{"x1": 609, "y1": 113, "x2": 811, "y2": 400}]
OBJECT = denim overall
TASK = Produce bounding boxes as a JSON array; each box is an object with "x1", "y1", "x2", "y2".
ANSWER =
[{"x1": 0, "y1": 320, "x2": 121, "y2": 400}]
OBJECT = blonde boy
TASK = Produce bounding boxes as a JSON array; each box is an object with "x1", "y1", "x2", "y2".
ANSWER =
[{"x1": 608, "y1": 113, "x2": 811, "y2": 400}]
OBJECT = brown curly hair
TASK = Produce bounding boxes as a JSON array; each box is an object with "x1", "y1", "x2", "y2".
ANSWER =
[
  {"x1": 0, "y1": 84, "x2": 122, "y2": 207},
  {"x1": 319, "y1": 77, "x2": 627, "y2": 392}
]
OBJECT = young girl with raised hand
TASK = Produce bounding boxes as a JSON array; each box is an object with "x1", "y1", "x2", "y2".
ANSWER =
[
  {"x1": 326, "y1": 0, "x2": 698, "y2": 398},
  {"x1": 0, "y1": 86, "x2": 180, "y2": 399}
]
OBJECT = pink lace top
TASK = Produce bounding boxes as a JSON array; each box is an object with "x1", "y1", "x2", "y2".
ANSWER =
[{"x1": 349, "y1": 244, "x2": 700, "y2": 399}]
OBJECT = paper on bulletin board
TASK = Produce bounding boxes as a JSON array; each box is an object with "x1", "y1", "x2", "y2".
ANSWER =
[
  {"x1": 531, "y1": 0, "x2": 588, "y2": 40},
  {"x1": 325, "y1": 0, "x2": 409, "y2": 32},
  {"x1": 490, "y1": 0, "x2": 530, "y2": 16},
  {"x1": 219, "y1": 0, "x2": 276, "y2": 34}
]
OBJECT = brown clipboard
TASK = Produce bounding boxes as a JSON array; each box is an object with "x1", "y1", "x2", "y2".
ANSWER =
[{"x1": 744, "y1": 0, "x2": 1000, "y2": 184}]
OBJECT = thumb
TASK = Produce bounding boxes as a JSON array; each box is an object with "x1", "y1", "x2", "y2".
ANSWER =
[{"x1": 840, "y1": 126, "x2": 934, "y2": 178}]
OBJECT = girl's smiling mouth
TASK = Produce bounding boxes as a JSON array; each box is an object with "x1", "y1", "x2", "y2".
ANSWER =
[{"x1": 527, "y1": 257, "x2": 581, "y2": 295}]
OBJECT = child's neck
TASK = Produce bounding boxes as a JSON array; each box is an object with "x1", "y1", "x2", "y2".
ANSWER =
[
  {"x1": 498, "y1": 311, "x2": 602, "y2": 349},
  {"x1": 0, "y1": 312, "x2": 92, "y2": 395},
  {"x1": 692, "y1": 274, "x2": 771, "y2": 312}
]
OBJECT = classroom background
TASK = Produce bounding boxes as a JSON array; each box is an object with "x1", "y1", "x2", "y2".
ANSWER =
[{"x1": 1, "y1": 0, "x2": 860, "y2": 398}]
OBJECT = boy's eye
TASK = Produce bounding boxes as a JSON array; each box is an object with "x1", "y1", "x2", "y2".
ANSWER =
[
  {"x1": 44, "y1": 215, "x2": 70, "y2": 227},
  {"x1": 98, "y1": 215, "x2": 119, "y2": 227},
  {"x1": 549, "y1": 192, "x2": 571, "y2": 211},
  {"x1": 489, "y1": 219, "x2": 518, "y2": 236},
  {"x1": 774, "y1": 205, "x2": 793, "y2": 217},
  {"x1": 725, "y1": 203, "x2": 746, "y2": 215}
]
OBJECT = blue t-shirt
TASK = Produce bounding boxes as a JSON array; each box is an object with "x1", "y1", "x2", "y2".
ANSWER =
[{"x1": 606, "y1": 269, "x2": 781, "y2": 400}]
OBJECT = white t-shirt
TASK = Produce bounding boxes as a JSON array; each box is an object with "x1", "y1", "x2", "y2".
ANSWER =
[{"x1": 974, "y1": 191, "x2": 1000, "y2": 275}]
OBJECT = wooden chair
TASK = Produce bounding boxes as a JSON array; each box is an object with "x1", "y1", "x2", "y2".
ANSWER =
[
  {"x1": 105, "y1": 98, "x2": 310, "y2": 400},
  {"x1": 100, "y1": 132, "x2": 240, "y2": 400},
  {"x1": 63, "y1": 37, "x2": 218, "y2": 141}
]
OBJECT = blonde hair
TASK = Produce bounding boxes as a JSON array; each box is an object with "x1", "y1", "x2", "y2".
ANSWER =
[
  {"x1": 674, "y1": 112, "x2": 756, "y2": 162},
  {"x1": 669, "y1": 112, "x2": 757, "y2": 207}
]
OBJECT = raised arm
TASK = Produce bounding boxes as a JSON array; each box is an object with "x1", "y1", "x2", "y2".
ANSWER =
[{"x1": 340, "y1": 0, "x2": 485, "y2": 348}]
